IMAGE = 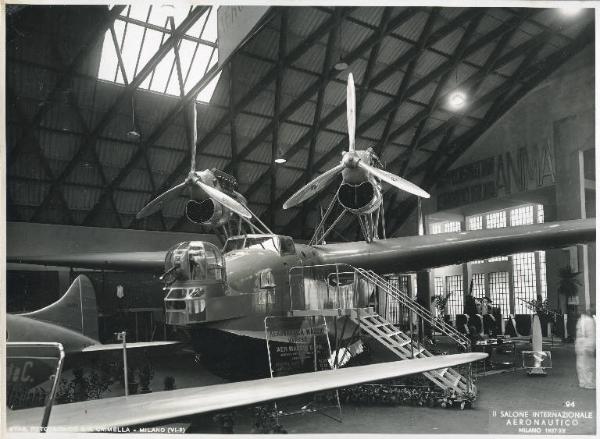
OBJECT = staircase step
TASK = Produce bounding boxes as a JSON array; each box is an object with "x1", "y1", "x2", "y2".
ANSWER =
[
  {"x1": 366, "y1": 322, "x2": 393, "y2": 328},
  {"x1": 351, "y1": 311, "x2": 470, "y2": 397},
  {"x1": 364, "y1": 333, "x2": 410, "y2": 347}
]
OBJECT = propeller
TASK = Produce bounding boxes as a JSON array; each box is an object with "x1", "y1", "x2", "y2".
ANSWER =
[
  {"x1": 136, "y1": 102, "x2": 251, "y2": 220},
  {"x1": 283, "y1": 73, "x2": 430, "y2": 210}
]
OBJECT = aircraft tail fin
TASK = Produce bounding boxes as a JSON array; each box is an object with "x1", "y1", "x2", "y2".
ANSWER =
[{"x1": 22, "y1": 275, "x2": 99, "y2": 341}]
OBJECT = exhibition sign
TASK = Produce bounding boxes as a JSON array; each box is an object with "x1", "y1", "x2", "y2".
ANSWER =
[{"x1": 264, "y1": 316, "x2": 341, "y2": 420}]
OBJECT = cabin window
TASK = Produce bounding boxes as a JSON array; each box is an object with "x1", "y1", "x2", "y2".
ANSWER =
[{"x1": 280, "y1": 237, "x2": 296, "y2": 256}]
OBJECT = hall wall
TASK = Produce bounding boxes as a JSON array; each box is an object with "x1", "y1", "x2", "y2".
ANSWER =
[{"x1": 424, "y1": 45, "x2": 595, "y2": 314}]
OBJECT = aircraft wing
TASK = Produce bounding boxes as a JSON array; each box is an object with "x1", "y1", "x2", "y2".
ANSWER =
[
  {"x1": 7, "y1": 251, "x2": 167, "y2": 273},
  {"x1": 8, "y1": 353, "x2": 485, "y2": 431},
  {"x1": 81, "y1": 341, "x2": 179, "y2": 352},
  {"x1": 7, "y1": 219, "x2": 594, "y2": 274},
  {"x1": 315, "y1": 218, "x2": 595, "y2": 274}
]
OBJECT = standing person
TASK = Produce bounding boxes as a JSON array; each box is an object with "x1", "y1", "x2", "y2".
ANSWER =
[{"x1": 575, "y1": 308, "x2": 596, "y2": 389}]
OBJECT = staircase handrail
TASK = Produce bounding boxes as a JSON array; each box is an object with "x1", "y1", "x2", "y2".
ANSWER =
[
  {"x1": 356, "y1": 268, "x2": 470, "y2": 350},
  {"x1": 360, "y1": 269, "x2": 470, "y2": 348}
]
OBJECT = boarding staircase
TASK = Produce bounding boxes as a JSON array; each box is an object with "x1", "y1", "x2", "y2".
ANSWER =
[
  {"x1": 287, "y1": 263, "x2": 474, "y2": 398},
  {"x1": 356, "y1": 268, "x2": 471, "y2": 350},
  {"x1": 350, "y1": 312, "x2": 473, "y2": 397},
  {"x1": 352, "y1": 269, "x2": 474, "y2": 397}
]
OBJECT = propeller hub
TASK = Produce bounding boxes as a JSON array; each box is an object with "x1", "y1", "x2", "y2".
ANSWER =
[{"x1": 342, "y1": 151, "x2": 361, "y2": 169}]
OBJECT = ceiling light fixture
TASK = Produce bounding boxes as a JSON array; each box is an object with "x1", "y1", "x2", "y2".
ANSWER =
[
  {"x1": 333, "y1": 18, "x2": 348, "y2": 72},
  {"x1": 449, "y1": 91, "x2": 466, "y2": 109},
  {"x1": 334, "y1": 61, "x2": 349, "y2": 72},
  {"x1": 559, "y1": 5, "x2": 583, "y2": 16},
  {"x1": 127, "y1": 94, "x2": 141, "y2": 140},
  {"x1": 274, "y1": 147, "x2": 287, "y2": 164},
  {"x1": 161, "y1": 3, "x2": 176, "y2": 18}
]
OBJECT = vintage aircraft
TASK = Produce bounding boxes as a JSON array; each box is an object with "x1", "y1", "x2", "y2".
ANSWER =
[
  {"x1": 7, "y1": 71, "x2": 596, "y2": 376},
  {"x1": 9, "y1": 219, "x2": 595, "y2": 375},
  {"x1": 6, "y1": 274, "x2": 177, "y2": 354},
  {"x1": 6, "y1": 348, "x2": 486, "y2": 432}
]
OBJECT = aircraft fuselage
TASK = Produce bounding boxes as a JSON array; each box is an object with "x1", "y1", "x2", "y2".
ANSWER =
[{"x1": 161, "y1": 236, "x2": 334, "y2": 339}]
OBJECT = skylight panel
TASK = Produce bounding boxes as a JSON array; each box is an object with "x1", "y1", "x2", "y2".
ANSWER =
[
  {"x1": 202, "y1": 7, "x2": 218, "y2": 42},
  {"x1": 136, "y1": 28, "x2": 163, "y2": 81},
  {"x1": 150, "y1": 48, "x2": 176, "y2": 93},
  {"x1": 186, "y1": 7, "x2": 210, "y2": 39},
  {"x1": 120, "y1": 22, "x2": 144, "y2": 80},
  {"x1": 128, "y1": 4, "x2": 150, "y2": 22},
  {"x1": 97, "y1": 5, "x2": 220, "y2": 103},
  {"x1": 97, "y1": 29, "x2": 118, "y2": 81}
]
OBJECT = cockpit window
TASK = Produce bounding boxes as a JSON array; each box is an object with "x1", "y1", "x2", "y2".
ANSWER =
[
  {"x1": 280, "y1": 237, "x2": 296, "y2": 256},
  {"x1": 224, "y1": 236, "x2": 279, "y2": 253},
  {"x1": 167, "y1": 289, "x2": 187, "y2": 299}
]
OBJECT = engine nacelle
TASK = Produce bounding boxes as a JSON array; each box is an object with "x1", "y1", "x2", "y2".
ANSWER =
[
  {"x1": 337, "y1": 180, "x2": 382, "y2": 215},
  {"x1": 185, "y1": 199, "x2": 233, "y2": 226}
]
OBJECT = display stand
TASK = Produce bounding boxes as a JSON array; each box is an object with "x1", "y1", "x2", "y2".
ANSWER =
[
  {"x1": 264, "y1": 315, "x2": 342, "y2": 423},
  {"x1": 522, "y1": 351, "x2": 552, "y2": 376}
]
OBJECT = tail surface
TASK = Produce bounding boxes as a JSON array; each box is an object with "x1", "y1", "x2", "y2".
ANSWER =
[{"x1": 22, "y1": 275, "x2": 99, "y2": 341}]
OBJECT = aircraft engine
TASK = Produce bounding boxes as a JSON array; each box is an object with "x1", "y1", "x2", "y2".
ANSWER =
[
  {"x1": 337, "y1": 180, "x2": 382, "y2": 215},
  {"x1": 185, "y1": 199, "x2": 233, "y2": 226}
]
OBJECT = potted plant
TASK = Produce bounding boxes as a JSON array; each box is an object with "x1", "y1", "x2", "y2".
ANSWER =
[
  {"x1": 139, "y1": 363, "x2": 154, "y2": 394},
  {"x1": 558, "y1": 266, "x2": 581, "y2": 299},
  {"x1": 432, "y1": 292, "x2": 451, "y2": 319},
  {"x1": 164, "y1": 376, "x2": 176, "y2": 391}
]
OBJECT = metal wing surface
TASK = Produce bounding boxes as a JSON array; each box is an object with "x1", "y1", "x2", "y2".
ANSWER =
[
  {"x1": 81, "y1": 341, "x2": 179, "y2": 352},
  {"x1": 7, "y1": 353, "x2": 486, "y2": 431},
  {"x1": 7, "y1": 251, "x2": 167, "y2": 273},
  {"x1": 7, "y1": 219, "x2": 594, "y2": 275},
  {"x1": 315, "y1": 218, "x2": 595, "y2": 274}
]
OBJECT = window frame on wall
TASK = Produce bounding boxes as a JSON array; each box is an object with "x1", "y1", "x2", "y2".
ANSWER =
[
  {"x1": 488, "y1": 271, "x2": 511, "y2": 317},
  {"x1": 430, "y1": 203, "x2": 548, "y2": 317},
  {"x1": 429, "y1": 220, "x2": 461, "y2": 235},
  {"x1": 445, "y1": 274, "x2": 463, "y2": 317},
  {"x1": 513, "y1": 252, "x2": 538, "y2": 314}
]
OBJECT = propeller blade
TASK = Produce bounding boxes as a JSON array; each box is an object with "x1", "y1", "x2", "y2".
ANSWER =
[
  {"x1": 186, "y1": 101, "x2": 198, "y2": 174},
  {"x1": 347, "y1": 73, "x2": 356, "y2": 152},
  {"x1": 194, "y1": 179, "x2": 252, "y2": 219},
  {"x1": 136, "y1": 181, "x2": 189, "y2": 219},
  {"x1": 357, "y1": 161, "x2": 430, "y2": 199},
  {"x1": 283, "y1": 163, "x2": 345, "y2": 209}
]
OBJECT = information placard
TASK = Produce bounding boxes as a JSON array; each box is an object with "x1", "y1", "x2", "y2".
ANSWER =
[{"x1": 264, "y1": 316, "x2": 341, "y2": 419}]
